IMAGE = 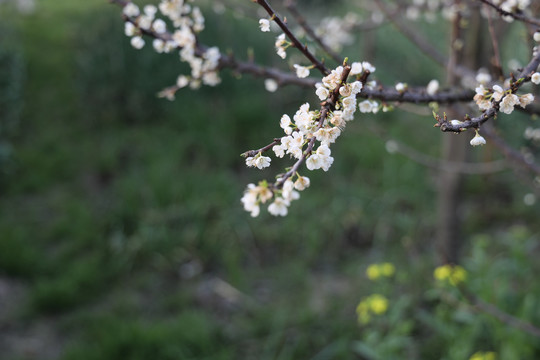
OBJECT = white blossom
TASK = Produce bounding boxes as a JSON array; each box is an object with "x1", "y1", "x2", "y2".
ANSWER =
[
  {"x1": 268, "y1": 197, "x2": 290, "y2": 216},
  {"x1": 294, "y1": 176, "x2": 310, "y2": 191},
  {"x1": 281, "y1": 179, "x2": 299, "y2": 202},
  {"x1": 294, "y1": 64, "x2": 310, "y2": 78},
  {"x1": 426, "y1": 79, "x2": 439, "y2": 95},
  {"x1": 202, "y1": 72, "x2": 221, "y2": 86},
  {"x1": 535, "y1": 32, "x2": 540, "y2": 42},
  {"x1": 273, "y1": 144, "x2": 286, "y2": 158},
  {"x1": 362, "y1": 61, "x2": 376, "y2": 73},
  {"x1": 177, "y1": 75, "x2": 189, "y2": 88},
  {"x1": 265, "y1": 79, "x2": 278, "y2": 92},
  {"x1": 491, "y1": 85, "x2": 504, "y2": 102},
  {"x1": 280, "y1": 115, "x2": 293, "y2": 135},
  {"x1": 143, "y1": 5, "x2": 157, "y2": 18},
  {"x1": 315, "y1": 83, "x2": 330, "y2": 100},
  {"x1": 531, "y1": 72, "x2": 540, "y2": 85},
  {"x1": 152, "y1": 19, "x2": 167, "y2": 33},
  {"x1": 350, "y1": 81, "x2": 363, "y2": 95},
  {"x1": 275, "y1": 34, "x2": 287, "y2": 59},
  {"x1": 123, "y1": 2, "x2": 140, "y2": 17},
  {"x1": 475, "y1": 71, "x2": 491, "y2": 85},
  {"x1": 395, "y1": 82, "x2": 407, "y2": 92},
  {"x1": 322, "y1": 66, "x2": 344, "y2": 90},
  {"x1": 130, "y1": 36, "x2": 145, "y2": 49},
  {"x1": 153, "y1": 39, "x2": 165, "y2": 52},
  {"x1": 470, "y1": 131, "x2": 486, "y2": 146},
  {"x1": 307, "y1": 145, "x2": 334, "y2": 171},
  {"x1": 519, "y1": 93, "x2": 534, "y2": 108},
  {"x1": 259, "y1": 18, "x2": 271, "y2": 32},
  {"x1": 499, "y1": 93, "x2": 519, "y2": 114},
  {"x1": 359, "y1": 100, "x2": 374, "y2": 113},
  {"x1": 124, "y1": 22, "x2": 137, "y2": 37},
  {"x1": 255, "y1": 155, "x2": 271, "y2": 169},
  {"x1": 138, "y1": 15, "x2": 153, "y2": 30},
  {"x1": 245, "y1": 156, "x2": 256, "y2": 167},
  {"x1": 330, "y1": 111, "x2": 346, "y2": 128},
  {"x1": 350, "y1": 62, "x2": 363, "y2": 75},
  {"x1": 314, "y1": 127, "x2": 341, "y2": 145}
]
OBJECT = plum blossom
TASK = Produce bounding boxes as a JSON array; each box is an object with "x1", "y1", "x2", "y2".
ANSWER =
[
  {"x1": 130, "y1": 36, "x2": 145, "y2": 49},
  {"x1": 259, "y1": 19, "x2": 270, "y2": 32},
  {"x1": 531, "y1": 72, "x2": 540, "y2": 85},
  {"x1": 470, "y1": 130, "x2": 486, "y2": 146},
  {"x1": 294, "y1": 176, "x2": 310, "y2": 191},
  {"x1": 123, "y1": 2, "x2": 140, "y2": 17},
  {"x1": 294, "y1": 64, "x2": 310, "y2": 78},
  {"x1": 499, "y1": 93, "x2": 519, "y2": 114},
  {"x1": 426, "y1": 80, "x2": 439, "y2": 95},
  {"x1": 275, "y1": 34, "x2": 287, "y2": 59},
  {"x1": 265, "y1": 79, "x2": 278, "y2": 92},
  {"x1": 268, "y1": 197, "x2": 290, "y2": 216}
]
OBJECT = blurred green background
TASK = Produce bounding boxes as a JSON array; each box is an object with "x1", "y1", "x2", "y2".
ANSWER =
[{"x1": 1, "y1": 0, "x2": 540, "y2": 359}]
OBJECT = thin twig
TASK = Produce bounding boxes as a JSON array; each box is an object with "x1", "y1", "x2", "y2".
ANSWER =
[
  {"x1": 478, "y1": 0, "x2": 540, "y2": 27},
  {"x1": 241, "y1": 138, "x2": 282, "y2": 158},
  {"x1": 482, "y1": 125, "x2": 540, "y2": 175},
  {"x1": 374, "y1": 0, "x2": 475, "y2": 80},
  {"x1": 283, "y1": 0, "x2": 342, "y2": 64},
  {"x1": 485, "y1": 5, "x2": 504, "y2": 79},
  {"x1": 361, "y1": 127, "x2": 507, "y2": 174},
  {"x1": 464, "y1": 291, "x2": 540, "y2": 338},
  {"x1": 254, "y1": 0, "x2": 329, "y2": 75},
  {"x1": 439, "y1": 50, "x2": 540, "y2": 132}
]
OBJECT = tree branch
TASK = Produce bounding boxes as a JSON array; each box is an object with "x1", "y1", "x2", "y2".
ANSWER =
[
  {"x1": 283, "y1": 0, "x2": 342, "y2": 64},
  {"x1": 254, "y1": 0, "x2": 330, "y2": 75},
  {"x1": 478, "y1": 0, "x2": 540, "y2": 27}
]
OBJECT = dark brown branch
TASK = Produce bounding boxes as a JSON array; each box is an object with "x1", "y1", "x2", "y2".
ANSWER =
[
  {"x1": 478, "y1": 0, "x2": 540, "y2": 27},
  {"x1": 361, "y1": 87, "x2": 474, "y2": 103},
  {"x1": 241, "y1": 138, "x2": 282, "y2": 158},
  {"x1": 283, "y1": 0, "x2": 342, "y2": 64},
  {"x1": 109, "y1": 0, "x2": 476, "y2": 105},
  {"x1": 440, "y1": 51, "x2": 540, "y2": 132},
  {"x1": 254, "y1": 0, "x2": 329, "y2": 75}
]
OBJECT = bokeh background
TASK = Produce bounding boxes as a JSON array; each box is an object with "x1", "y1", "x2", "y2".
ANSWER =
[{"x1": 2, "y1": 0, "x2": 540, "y2": 359}]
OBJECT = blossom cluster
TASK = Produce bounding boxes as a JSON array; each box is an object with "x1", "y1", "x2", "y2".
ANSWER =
[
  {"x1": 474, "y1": 83, "x2": 534, "y2": 114},
  {"x1": 242, "y1": 62, "x2": 375, "y2": 217},
  {"x1": 497, "y1": 0, "x2": 531, "y2": 22},
  {"x1": 122, "y1": 0, "x2": 221, "y2": 95}
]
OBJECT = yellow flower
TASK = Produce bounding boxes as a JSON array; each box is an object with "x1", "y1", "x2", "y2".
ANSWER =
[
  {"x1": 380, "y1": 262, "x2": 395, "y2": 277},
  {"x1": 449, "y1": 265, "x2": 467, "y2": 286},
  {"x1": 366, "y1": 263, "x2": 395, "y2": 280},
  {"x1": 368, "y1": 294, "x2": 388, "y2": 314},
  {"x1": 434, "y1": 264, "x2": 452, "y2": 281},
  {"x1": 356, "y1": 294, "x2": 389, "y2": 324},
  {"x1": 366, "y1": 264, "x2": 381, "y2": 280},
  {"x1": 434, "y1": 264, "x2": 467, "y2": 286},
  {"x1": 356, "y1": 301, "x2": 371, "y2": 324},
  {"x1": 469, "y1": 351, "x2": 496, "y2": 360}
]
